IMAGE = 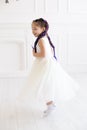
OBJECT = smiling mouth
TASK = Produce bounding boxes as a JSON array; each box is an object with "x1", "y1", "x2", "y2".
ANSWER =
[
  {"x1": 33, "y1": 33, "x2": 36, "y2": 35},
  {"x1": 34, "y1": 34, "x2": 38, "y2": 37}
]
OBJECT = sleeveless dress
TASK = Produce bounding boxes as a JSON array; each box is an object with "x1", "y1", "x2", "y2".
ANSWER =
[{"x1": 16, "y1": 36, "x2": 80, "y2": 105}]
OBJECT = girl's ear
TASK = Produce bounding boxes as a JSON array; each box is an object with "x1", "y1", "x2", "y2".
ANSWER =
[{"x1": 43, "y1": 27, "x2": 46, "y2": 31}]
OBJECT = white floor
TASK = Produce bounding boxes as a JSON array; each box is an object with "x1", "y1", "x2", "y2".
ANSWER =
[{"x1": 0, "y1": 73, "x2": 87, "y2": 130}]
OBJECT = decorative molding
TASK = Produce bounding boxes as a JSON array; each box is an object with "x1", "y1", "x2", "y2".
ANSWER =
[
  {"x1": 68, "y1": 0, "x2": 87, "y2": 14},
  {"x1": 45, "y1": 0, "x2": 59, "y2": 14},
  {"x1": 0, "y1": 23, "x2": 30, "y2": 77},
  {"x1": 67, "y1": 32, "x2": 87, "y2": 65}
]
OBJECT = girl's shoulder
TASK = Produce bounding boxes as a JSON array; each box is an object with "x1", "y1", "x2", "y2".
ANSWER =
[
  {"x1": 38, "y1": 36, "x2": 47, "y2": 43},
  {"x1": 37, "y1": 36, "x2": 49, "y2": 48},
  {"x1": 39, "y1": 36, "x2": 48, "y2": 42},
  {"x1": 41, "y1": 35, "x2": 47, "y2": 40}
]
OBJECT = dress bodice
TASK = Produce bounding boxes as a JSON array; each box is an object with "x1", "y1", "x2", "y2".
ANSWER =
[{"x1": 36, "y1": 36, "x2": 53, "y2": 59}]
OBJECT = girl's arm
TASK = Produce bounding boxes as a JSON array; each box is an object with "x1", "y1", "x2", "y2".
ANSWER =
[{"x1": 32, "y1": 38, "x2": 46, "y2": 58}]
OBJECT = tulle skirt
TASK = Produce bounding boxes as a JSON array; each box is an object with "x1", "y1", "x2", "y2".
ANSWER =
[{"x1": 16, "y1": 57, "x2": 80, "y2": 105}]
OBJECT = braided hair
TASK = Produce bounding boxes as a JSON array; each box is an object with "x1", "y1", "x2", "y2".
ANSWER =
[{"x1": 32, "y1": 18, "x2": 57, "y2": 60}]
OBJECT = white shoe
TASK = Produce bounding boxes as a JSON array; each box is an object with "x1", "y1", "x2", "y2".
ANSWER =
[{"x1": 42, "y1": 103, "x2": 56, "y2": 117}]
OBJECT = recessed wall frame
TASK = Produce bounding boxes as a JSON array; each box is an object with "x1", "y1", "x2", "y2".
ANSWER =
[{"x1": 5, "y1": 0, "x2": 19, "y2": 4}]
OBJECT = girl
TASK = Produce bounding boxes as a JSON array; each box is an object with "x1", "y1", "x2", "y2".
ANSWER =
[{"x1": 17, "y1": 18, "x2": 80, "y2": 117}]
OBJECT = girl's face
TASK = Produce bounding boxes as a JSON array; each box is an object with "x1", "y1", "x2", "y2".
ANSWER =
[{"x1": 32, "y1": 22, "x2": 45, "y2": 37}]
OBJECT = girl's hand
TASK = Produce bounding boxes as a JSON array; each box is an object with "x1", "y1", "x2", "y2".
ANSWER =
[
  {"x1": 32, "y1": 48, "x2": 36, "y2": 56},
  {"x1": 31, "y1": 45, "x2": 36, "y2": 56},
  {"x1": 31, "y1": 45, "x2": 34, "y2": 49}
]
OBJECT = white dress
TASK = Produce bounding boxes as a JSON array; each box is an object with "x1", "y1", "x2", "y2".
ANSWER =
[{"x1": 16, "y1": 36, "x2": 80, "y2": 105}]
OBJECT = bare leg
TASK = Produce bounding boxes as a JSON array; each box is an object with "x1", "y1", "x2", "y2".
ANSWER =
[
  {"x1": 42, "y1": 100, "x2": 56, "y2": 117},
  {"x1": 46, "y1": 100, "x2": 54, "y2": 105}
]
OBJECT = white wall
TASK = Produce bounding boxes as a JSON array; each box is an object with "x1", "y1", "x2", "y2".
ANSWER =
[{"x1": 0, "y1": 0, "x2": 87, "y2": 77}]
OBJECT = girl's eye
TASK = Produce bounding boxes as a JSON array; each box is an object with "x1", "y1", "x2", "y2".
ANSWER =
[{"x1": 32, "y1": 29, "x2": 37, "y2": 31}]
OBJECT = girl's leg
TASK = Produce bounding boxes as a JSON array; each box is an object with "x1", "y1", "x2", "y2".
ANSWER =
[
  {"x1": 42, "y1": 100, "x2": 56, "y2": 117},
  {"x1": 46, "y1": 100, "x2": 53, "y2": 105}
]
